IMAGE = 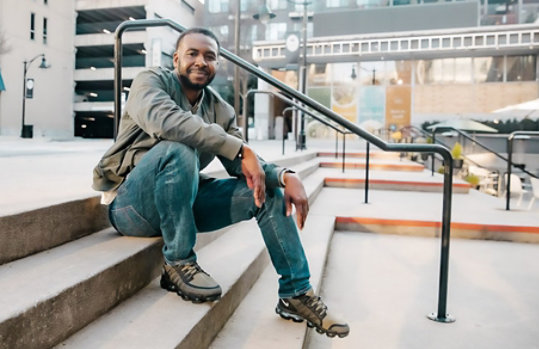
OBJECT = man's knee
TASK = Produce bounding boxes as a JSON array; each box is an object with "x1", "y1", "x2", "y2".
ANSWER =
[{"x1": 155, "y1": 141, "x2": 199, "y2": 175}]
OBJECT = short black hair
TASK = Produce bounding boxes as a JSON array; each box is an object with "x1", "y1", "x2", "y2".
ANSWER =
[{"x1": 175, "y1": 27, "x2": 221, "y2": 52}]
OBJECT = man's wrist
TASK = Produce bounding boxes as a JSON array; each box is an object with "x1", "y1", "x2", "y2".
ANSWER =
[{"x1": 279, "y1": 168, "x2": 296, "y2": 187}]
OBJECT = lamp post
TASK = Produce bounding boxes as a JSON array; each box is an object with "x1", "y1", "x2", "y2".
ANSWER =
[
  {"x1": 254, "y1": 0, "x2": 311, "y2": 149},
  {"x1": 21, "y1": 53, "x2": 49, "y2": 138}
]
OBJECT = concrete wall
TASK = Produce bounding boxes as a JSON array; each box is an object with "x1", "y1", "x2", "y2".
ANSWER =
[
  {"x1": 314, "y1": 1, "x2": 479, "y2": 37},
  {"x1": 0, "y1": 0, "x2": 75, "y2": 138}
]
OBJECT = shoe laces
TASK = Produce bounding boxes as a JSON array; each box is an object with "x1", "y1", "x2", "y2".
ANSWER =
[
  {"x1": 302, "y1": 294, "x2": 327, "y2": 318},
  {"x1": 180, "y1": 263, "x2": 205, "y2": 281}
]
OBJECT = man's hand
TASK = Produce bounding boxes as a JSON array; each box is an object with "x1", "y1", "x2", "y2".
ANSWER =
[
  {"x1": 283, "y1": 172, "x2": 309, "y2": 230},
  {"x1": 240, "y1": 144, "x2": 266, "y2": 208}
]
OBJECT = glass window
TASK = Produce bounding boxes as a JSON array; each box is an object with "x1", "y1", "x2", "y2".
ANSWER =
[
  {"x1": 43, "y1": 17, "x2": 48, "y2": 44},
  {"x1": 359, "y1": 61, "x2": 386, "y2": 85},
  {"x1": 30, "y1": 13, "x2": 35, "y2": 40},
  {"x1": 265, "y1": 22, "x2": 287, "y2": 41},
  {"x1": 454, "y1": 57, "x2": 472, "y2": 83},
  {"x1": 357, "y1": 0, "x2": 389, "y2": 8},
  {"x1": 208, "y1": 0, "x2": 228, "y2": 13},
  {"x1": 473, "y1": 57, "x2": 503, "y2": 83},
  {"x1": 507, "y1": 55, "x2": 536, "y2": 81},
  {"x1": 415, "y1": 59, "x2": 454, "y2": 84},
  {"x1": 387, "y1": 60, "x2": 412, "y2": 85},
  {"x1": 251, "y1": 25, "x2": 258, "y2": 42},
  {"x1": 327, "y1": 0, "x2": 348, "y2": 7},
  {"x1": 269, "y1": 0, "x2": 288, "y2": 10}
]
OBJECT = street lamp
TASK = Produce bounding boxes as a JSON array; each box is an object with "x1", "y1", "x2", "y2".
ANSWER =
[
  {"x1": 21, "y1": 53, "x2": 49, "y2": 138},
  {"x1": 254, "y1": 0, "x2": 311, "y2": 150}
]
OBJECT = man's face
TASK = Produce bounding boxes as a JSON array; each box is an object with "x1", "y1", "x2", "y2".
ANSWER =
[{"x1": 173, "y1": 33, "x2": 219, "y2": 91}]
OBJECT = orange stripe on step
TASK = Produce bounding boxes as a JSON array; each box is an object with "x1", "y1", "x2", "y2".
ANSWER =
[
  {"x1": 320, "y1": 162, "x2": 423, "y2": 171},
  {"x1": 336, "y1": 216, "x2": 539, "y2": 234},
  {"x1": 325, "y1": 178, "x2": 470, "y2": 188}
]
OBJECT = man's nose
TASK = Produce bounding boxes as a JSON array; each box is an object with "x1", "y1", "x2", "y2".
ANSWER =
[{"x1": 194, "y1": 54, "x2": 207, "y2": 66}]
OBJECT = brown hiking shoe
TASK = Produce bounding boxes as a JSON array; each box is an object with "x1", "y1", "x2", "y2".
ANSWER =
[
  {"x1": 160, "y1": 262, "x2": 221, "y2": 303},
  {"x1": 276, "y1": 289, "x2": 350, "y2": 338}
]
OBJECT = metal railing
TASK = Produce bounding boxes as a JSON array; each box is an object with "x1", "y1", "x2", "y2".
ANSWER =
[
  {"x1": 506, "y1": 131, "x2": 539, "y2": 210},
  {"x1": 114, "y1": 19, "x2": 455, "y2": 323}
]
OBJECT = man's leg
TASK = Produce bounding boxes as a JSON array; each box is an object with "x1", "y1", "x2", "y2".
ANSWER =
[
  {"x1": 109, "y1": 141, "x2": 221, "y2": 302},
  {"x1": 194, "y1": 178, "x2": 311, "y2": 298},
  {"x1": 195, "y1": 178, "x2": 349, "y2": 338}
]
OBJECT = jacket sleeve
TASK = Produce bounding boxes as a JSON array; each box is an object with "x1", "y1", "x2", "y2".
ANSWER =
[{"x1": 126, "y1": 69, "x2": 242, "y2": 160}]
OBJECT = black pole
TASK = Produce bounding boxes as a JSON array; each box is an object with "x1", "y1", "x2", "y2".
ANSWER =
[
  {"x1": 342, "y1": 133, "x2": 346, "y2": 173},
  {"x1": 506, "y1": 138, "x2": 513, "y2": 211},
  {"x1": 336, "y1": 131, "x2": 339, "y2": 158},
  {"x1": 365, "y1": 142, "x2": 370, "y2": 204},
  {"x1": 431, "y1": 131, "x2": 436, "y2": 176},
  {"x1": 21, "y1": 61, "x2": 27, "y2": 137}
]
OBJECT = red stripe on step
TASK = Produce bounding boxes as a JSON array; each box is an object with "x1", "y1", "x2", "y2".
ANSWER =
[{"x1": 335, "y1": 216, "x2": 539, "y2": 234}]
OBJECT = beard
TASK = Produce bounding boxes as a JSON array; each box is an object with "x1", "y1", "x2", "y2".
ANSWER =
[{"x1": 178, "y1": 69, "x2": 215, "y2": 90}]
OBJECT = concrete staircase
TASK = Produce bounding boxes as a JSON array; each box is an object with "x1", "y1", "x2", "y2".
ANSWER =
[{"x1": 2, "y1": 148, "x2": 536, "y2": 349}]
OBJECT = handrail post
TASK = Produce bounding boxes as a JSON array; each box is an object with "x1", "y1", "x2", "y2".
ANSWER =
[
  {"x1": 506, "y1": 137, "x2": 513, "y2": 210},
  {"x1": 342, "y1": 133, "x2": 346, "y2": 173},
  {"x1": 365, "y1": 142, "x2": 370, "y2": 204},
  {"x1": 431, "y1": 131, "x2": 436, "y2": 176},
  {"x1": 335, "y1": 131, "x2": 338, "y2": 159}
]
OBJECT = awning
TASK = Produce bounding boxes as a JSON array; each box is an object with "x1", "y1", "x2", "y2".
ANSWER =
[{"x1": 0, "y1": 68, "x2": 5, "y2": 91}]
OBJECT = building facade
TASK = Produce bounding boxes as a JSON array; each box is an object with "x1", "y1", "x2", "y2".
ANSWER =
[
  {"x1": 204, "y1": 0, "x2": 539, "y2": 139},
  {"x1": 0, "y1": 0, "x2": 201, "y2": 138},
  {"x1": 0, "y1": 0, "x2": 76, "y2": 138}
]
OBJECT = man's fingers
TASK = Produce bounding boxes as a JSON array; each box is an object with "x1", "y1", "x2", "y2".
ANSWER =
[{"x1": 296, "y1": 203, "x2": 307, "y2": 229}]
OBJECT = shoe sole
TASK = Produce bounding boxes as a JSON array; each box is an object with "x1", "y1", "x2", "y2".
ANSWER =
[
  {"x1": 275, "y1": 306, "x2": 349, "y2": 338},
  {"x1": 160, "y1": 273, "x2": 221, "y2": 303}
]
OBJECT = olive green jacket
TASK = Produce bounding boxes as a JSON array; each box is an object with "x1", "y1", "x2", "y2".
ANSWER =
[{"x1": 92, "y1": 67, "x2": 281, "y2": 192}]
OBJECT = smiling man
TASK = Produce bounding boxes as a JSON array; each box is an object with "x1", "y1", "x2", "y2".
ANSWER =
[{"x1": 92, "y1": 27, "x2": 349, "y2": 338}]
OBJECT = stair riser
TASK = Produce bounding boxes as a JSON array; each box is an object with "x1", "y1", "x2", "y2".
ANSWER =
[
  {"x1": 317, "y1": 152, "x2": 401, "y2": 159},
  {"x1": 336, "y1": 221, "x2": 539, "y2": 243},
  {"x1": 320, "y1": 162, "x2": 424, "y2": 172},
  {"x1": 325, "y1": 180, "x2": 470, "y2": 194},
  {"x1": 0, "y1": 197, "x2": 109, "y2": 265},
  {"x1": 0, "y1": 241, "x2": 163, "y2": 349}
]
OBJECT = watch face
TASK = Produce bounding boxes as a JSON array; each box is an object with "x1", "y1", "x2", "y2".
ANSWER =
[
  {"x1": 286, "y1": 34, "x2": 300, "y2": 52},
  {"x1": 26, "y1": 79, "x2": 34, "y2": 89}
]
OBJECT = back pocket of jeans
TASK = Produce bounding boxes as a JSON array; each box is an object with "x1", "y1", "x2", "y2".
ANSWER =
[{"x1": 110, "y1": 205, "x2": 159, "y2": 237}]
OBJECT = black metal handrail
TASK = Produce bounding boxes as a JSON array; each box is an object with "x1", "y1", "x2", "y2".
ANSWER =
[
  {"x1": 506, "y1": 131, "x2": 539, "y2": 210},
  {"x1": 430, "y1": 126, "x2": 537, "y2": 179},
  {"x1": 114, "y1": 19, "x2": 455, "y2": 323}
]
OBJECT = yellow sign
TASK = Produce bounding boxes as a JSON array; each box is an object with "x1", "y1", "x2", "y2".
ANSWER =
[{"x1": 385, "y1": 85, "x2": 411, "y2": 128}]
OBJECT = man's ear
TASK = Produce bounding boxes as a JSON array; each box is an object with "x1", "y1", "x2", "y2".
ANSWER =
[{"x1": 172, "y1": 51, "x2": 179, "y2": 69}]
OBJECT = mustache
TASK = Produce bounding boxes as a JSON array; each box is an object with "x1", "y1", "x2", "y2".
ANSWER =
[{"x1": 188, "y1": 67, "x2": 210, "y2": 74}]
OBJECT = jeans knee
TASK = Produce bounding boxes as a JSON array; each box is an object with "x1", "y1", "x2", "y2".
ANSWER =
[{"x1": 156, "y1": 141, "x2": 199, "y2": 179}]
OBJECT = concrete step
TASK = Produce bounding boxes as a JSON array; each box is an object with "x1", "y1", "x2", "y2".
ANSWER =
[
  {"x1": 313, "y1": 187, "x2": 539, "y2": 244},
  {"x1": 210, "y1": 214, "x2": 336, "y2": 349},
  {"x1": 54, "y1": 220, "x2": 269, "y2": 349},
  {"x1": 0, "y1": 228, "x2": 162, "y2": 349},
  {"x1": 324, "y1": 177, "x2": 470, "y2": 193},
  {"x1": 0, "y1": 196, "x2": 109, "y2": 265}
]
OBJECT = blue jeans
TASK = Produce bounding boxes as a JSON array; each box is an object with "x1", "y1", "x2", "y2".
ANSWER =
[{"x1": 109, "y1": 141, "x2": 311, "y2": 298}]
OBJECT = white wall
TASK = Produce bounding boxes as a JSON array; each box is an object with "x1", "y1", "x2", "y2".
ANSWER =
[{"x1": 0, "y1": 0, "x2": 75, "y2": 138}]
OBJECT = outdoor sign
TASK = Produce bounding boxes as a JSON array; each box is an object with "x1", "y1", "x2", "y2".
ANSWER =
[
  {"x1": 358, "y1": 85, "x2": 385, "y2": 123},
  {"x1": 25, "y1": 78, "x2": 34, "y2": 99},
  {"x1": 385, "y1": 85, "x2": 411, "y2": 128},
  {"x1": 332, "y1": 84, "x2": 357, "y2": 123}
]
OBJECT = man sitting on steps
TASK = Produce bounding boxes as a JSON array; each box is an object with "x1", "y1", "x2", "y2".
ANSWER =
[{"x1": 92, "y1": 27, "x2": 349, "y2": 338}]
